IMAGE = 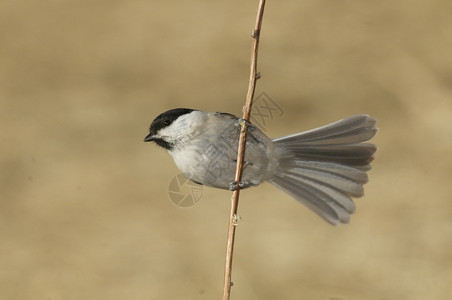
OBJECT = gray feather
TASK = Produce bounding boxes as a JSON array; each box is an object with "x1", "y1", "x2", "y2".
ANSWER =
[
  {"x1": 273, "y1": 114, "x2": 376, "y2": 144},
  {"x1": 269, "y1": 174, "x2": 351, "y2": 225},
  {"x1": 289, "y1": 166, "x2": 364, "y2": 197},
  {"x1": 270, "y1": 114, "x2": 378, "y2": 225}
]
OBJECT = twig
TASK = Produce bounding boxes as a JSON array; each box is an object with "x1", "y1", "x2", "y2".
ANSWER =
[{"x1": 222, "y1": 1, "x2": 266, "y2": 299}]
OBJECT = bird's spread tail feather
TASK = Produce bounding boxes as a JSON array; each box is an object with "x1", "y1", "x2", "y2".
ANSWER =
[{"x1": 269, "y1": 115, "x2": 377, "y2": 225}]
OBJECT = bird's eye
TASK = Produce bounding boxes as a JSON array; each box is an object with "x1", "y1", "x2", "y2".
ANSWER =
[{"x1": 163, "y1": 120, "x2": 172, "y2": 126}]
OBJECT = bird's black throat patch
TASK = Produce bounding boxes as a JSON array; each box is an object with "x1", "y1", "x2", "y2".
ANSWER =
[{"x1": 152, "y1": 138, "x2": 174, "y2": 150}]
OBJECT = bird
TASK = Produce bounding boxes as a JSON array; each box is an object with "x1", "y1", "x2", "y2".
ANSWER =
[{"x1": 144, "y1": 108, "x2": 377, "y2": 225}]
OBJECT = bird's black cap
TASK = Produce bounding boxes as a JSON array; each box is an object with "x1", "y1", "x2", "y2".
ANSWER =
[{"x1": 144, "y1": 108, "x2": 196, "y2": 149}]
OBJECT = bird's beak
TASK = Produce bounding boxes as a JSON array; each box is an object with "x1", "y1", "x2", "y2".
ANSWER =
[{"x1": 143, "y1": 133, "x2": 155, "y2": 142}]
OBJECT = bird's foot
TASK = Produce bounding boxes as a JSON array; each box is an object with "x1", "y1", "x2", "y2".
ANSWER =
[
  {"x1": 229, "y1": 181, "x2": 250, "y2": 191},
  {"x1": 234, "y1": 118, "x2": 251, "y2": 131}
]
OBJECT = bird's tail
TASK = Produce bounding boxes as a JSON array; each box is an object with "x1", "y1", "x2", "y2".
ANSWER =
[{"x1": 268, "y1": 114, "x2": 378, "y2": 225}]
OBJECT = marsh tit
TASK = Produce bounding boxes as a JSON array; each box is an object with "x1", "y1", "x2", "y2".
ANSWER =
[{"x1": 144, "y1": 108, "x2": 377, "y2": 225}]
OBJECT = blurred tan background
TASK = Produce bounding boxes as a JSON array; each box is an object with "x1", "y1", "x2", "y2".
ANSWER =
[{"x1": 1, "y1": 1, "x2": 452, "y2": 299}]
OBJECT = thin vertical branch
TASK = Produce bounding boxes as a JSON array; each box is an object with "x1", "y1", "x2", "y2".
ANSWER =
[{"x1": 222, "y1": 1, "x2": 266, "y2": 299}]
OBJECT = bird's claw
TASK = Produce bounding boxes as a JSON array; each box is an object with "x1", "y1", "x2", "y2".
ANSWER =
[
  {"x1": 229, "y1": 181, "x2": 248, "y2": 191},
  {"x1": 234, "y1": 118, "x2": 251, "y2": 131}
]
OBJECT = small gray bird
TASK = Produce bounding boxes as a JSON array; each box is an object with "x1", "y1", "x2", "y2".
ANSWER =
[{"x1": 144, "y1": 108, "x2": 377, "y2": 225}]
